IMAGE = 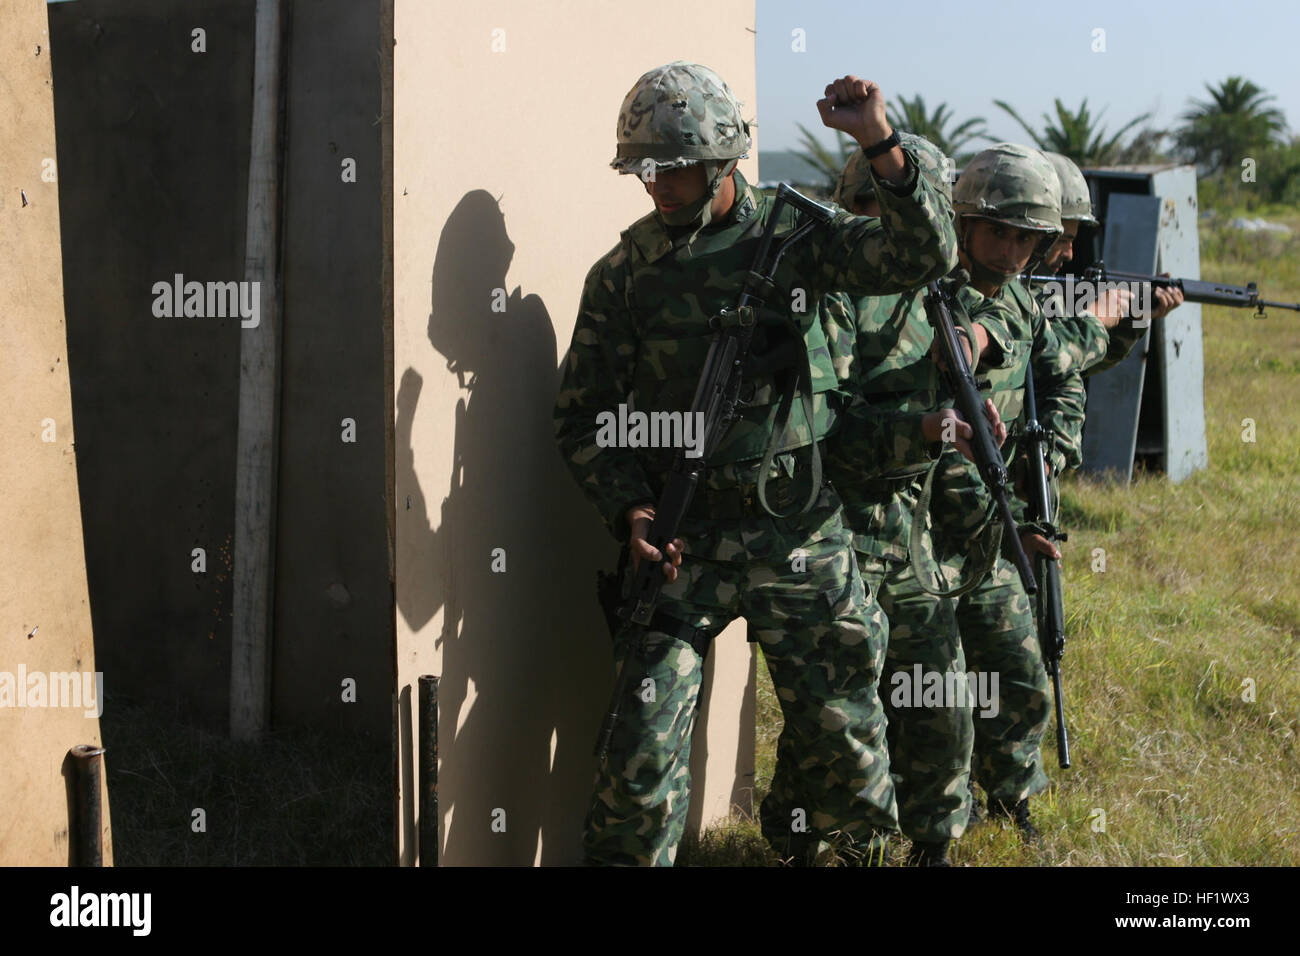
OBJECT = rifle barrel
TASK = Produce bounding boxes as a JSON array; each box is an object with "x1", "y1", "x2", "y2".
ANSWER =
[
  {"x1": 1258, "y1": 299, "x2": 1300, "y2": 313},
  {"x1": 1026, "y1": 271, "x2": 1300, "y2": 313},
  {"x1": 1051, "y1": 663, "x2": 1070, "y2": 768}
]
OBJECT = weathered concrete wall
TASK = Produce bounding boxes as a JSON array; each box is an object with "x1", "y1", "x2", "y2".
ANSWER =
[
  {"x1": 48, "y1": 0, "x2": 256, "y2": 729},
  {"x1": 47, "y1": 0, "x2": 393, "y2": 742},
  {"x1": 1, "y1": 0, "x2": 112, "y2": 866},
  {"x1": 272, "y1": 0, "x2": 392, "y2": 738},
  {"x1": 392, "y1": 0, "x2": 758, "y2": 865}
]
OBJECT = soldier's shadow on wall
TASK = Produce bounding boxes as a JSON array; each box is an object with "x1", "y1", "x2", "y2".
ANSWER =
[{"x1": 396, "y1": 190, "x2": 616, "y2": 864}]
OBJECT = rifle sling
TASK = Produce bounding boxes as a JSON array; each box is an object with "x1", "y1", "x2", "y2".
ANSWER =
[
  {"x1": 756, "y1": 366, "x2": 822, "y2": 520},
  {"x1": 908, "y1": 454, "x2": 1001, "y2": 598},
  {"x1": 954, "y1": 305, "x2": 982, "y2": 370},
  {"x1": 616, "y1": 609, "x2": 716, "y2": 660}
]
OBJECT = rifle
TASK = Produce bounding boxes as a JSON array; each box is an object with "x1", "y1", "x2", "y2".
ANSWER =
[
  {"x1": 594, "y1": 184, "x2": 837, "y2": 764},
  {"x1": 1026, "y1": 264, "x2": 1300, "y2": 316},
  {"x1": 921, "y1": 278, "x2": 1037, "y2": 596},
  {"x1": 1021, "y1": 364, "x2": 1070, "y2": 769}
]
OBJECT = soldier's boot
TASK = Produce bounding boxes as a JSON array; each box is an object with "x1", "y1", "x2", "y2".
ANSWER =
[
  {"x1": 966, "y1": 779, "x2": 985, "y2": 824},
  {"x1": 990, "y1": 797, "x2": 1040, "y2": 843},
  {"x1": 905, "y1": 840, "x2": 951, "y2": 867}
]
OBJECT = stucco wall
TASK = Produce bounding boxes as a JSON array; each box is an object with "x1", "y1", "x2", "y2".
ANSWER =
[
  {"x1": 392, "y1": 0, "x2": 758, "y2": 864},
  {"x1": 1, "y1": 0, "x2": 112, "y2": 866}
]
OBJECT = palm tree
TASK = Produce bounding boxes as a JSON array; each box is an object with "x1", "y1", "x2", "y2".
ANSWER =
[
  {"x1": 1175, "y1": 76, "x2": 1288, "y2": 175},
  {"x1": 1112, "y1": 126, "x2": 1173, "y2": 166},
  {"x1": 887, "y1": 93, "x2": 991, "y2": 162},
  {"x1": 993, "y1": 98, "x2": 1150, "y2": 165},
  {"x1": 791, "y1": 122, "x2": 857, "y2": 193}
]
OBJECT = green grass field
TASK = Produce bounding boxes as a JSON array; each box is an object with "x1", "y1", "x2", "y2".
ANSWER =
[
  {"x1": 102, "y1": 696, "x2": 390, "y2": 866},
  {"x1": 681, "y1": 205, "x2": 1300, "y2": 866}
]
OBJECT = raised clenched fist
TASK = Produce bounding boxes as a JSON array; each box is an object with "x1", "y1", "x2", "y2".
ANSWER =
[{"x1": 816, "y1": 75, "x2": 892, "y2": 148}]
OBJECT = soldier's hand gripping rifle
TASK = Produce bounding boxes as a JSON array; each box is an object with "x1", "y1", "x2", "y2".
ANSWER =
[
  {"x1": 922, "y1": 278, "x2": 1037, "y2": 596},
  {"x1": 1021, "y1": 364, "x2": 1070, "y2": 768},
  {"x1": 1026, "y1": 264, "x2": 1300, "y2": 316},
  {"x1": 594, "y1": 184, "x2": 837, "y2": 764}
]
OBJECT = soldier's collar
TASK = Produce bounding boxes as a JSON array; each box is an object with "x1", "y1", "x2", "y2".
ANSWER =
[
  {"x1": 622, "y1": 170, "x2": 758, "y2": 265},
  {"x1": 1001, "y1": 277, "x2": 1037, "y2": 312},
  {"x1": 724, "y1": 169, "x2": 758, "y2": 226}
]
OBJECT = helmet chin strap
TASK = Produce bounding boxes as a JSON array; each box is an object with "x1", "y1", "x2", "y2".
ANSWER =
[
  {"x1": 1027, "y1": 233, "x2": 1056, "y2": 272},
  {"x1": 967, "y1": 255, "x2": 1014, "y2": 288},
  {"x1": 1018, "y1": 234, "x2": 1056, "y2": 284},
  {"x1": 658, "y1": 159, "x2": 740, "y2": 241}
]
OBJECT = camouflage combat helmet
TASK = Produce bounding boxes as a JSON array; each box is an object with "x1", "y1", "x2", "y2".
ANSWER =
[
  {"x1": 1043, "y1": 152, "x2": 1099, "y2": 225},
  {"x1": 611, "y1": 61, "x2": 751, "y2": 175},
  {"x1": 834, "y1": 131, "x2": 954, "y2": 209},
  {"x1": 952, "y1": 143, "x2": 1063, "y2": 235}
]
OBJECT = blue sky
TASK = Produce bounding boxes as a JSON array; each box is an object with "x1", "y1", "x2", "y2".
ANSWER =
[{"x1": 756, "y1": 0, "x2": 1300, "y2": 152}]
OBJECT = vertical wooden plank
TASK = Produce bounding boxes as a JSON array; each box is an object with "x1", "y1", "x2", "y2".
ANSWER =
[{"x1": 231, "y1": 0, "x2": 285, "y2": 740}]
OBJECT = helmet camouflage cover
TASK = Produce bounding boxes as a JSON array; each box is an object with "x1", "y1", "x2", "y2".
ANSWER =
[
  {"x1": 1043, "y1": 151, "x2": 1099, "y2": 225},
  {"x1": 952, "y1": 143, "x2": 1062, "y2": 235},
  {"x1": 834, "y1": 130, "x2": 954, "y2": 208},
  {"x1": 611, "y1": 61, "x2": 751, "y2": 175}
]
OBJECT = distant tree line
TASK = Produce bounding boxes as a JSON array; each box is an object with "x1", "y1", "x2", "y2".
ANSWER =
[{"x1": 793, "y1": 76, "x2": 1296, "y2": 209}]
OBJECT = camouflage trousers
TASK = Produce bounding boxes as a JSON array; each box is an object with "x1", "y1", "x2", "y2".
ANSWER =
[
  {"x1": 953, "y1": 554, "x2": 1051, "y2": 806},
  {"x1": 584, "y1": 496, "x2": 898, "y2": 866},
  {"x1": 859, "y1": 551, "x2": 973, "y2": 844}
]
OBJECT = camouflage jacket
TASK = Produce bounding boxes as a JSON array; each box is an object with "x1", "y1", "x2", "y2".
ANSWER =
[
  {"x1": 822, "y1": 279, "x2": 1018, "y2": 561},
  {"x1": 555, "y1": 159, "x2": 958, "y2": 544},
  {"x1": 977, "y1": 278, "x2": 1086, "y2": 475}
]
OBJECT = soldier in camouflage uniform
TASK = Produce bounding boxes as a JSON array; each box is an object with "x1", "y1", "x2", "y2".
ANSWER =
[
  {"x1": 554, "y1": 63, "x2": 971, "y2": 866},
  {"x1": 1036, "y1": 152, "x2": 1184, "y2": 376},
  {"x1": 932, "y1": 145, "x2": 1088, "y2": 840},
  {"x1": 823, "y1": 136, "x2": 1020, "y2": 866}
]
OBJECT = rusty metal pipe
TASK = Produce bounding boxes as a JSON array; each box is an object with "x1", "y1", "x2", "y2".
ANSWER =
[
  {"x1": 70, "y1": 744, "x2": 106, "y2": 866},
  {"x1": 418, "y1": 675, "x2": 439, "y2": 867}
]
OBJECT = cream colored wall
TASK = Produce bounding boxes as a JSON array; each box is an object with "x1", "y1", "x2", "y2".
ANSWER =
[
  {"x1": 393, "y1": 0, "x2": 757, "y2": 865},
  {"x1": 0, "y1": 0, "x2": 111, "y2": 867}
]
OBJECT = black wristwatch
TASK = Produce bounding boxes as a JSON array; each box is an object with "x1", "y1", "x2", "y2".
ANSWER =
[{"x1": 861, "y1": 130, "x2": 901, "y2": 159}]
